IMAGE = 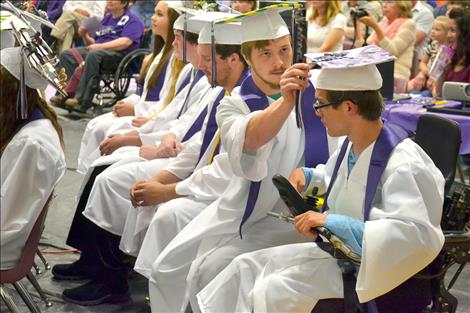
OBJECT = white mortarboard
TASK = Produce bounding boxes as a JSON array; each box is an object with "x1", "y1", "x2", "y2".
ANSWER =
[
  {"x1": 1, "y1": 47, "x2": 48, "y2": 90},
  {"x1": 236, "y1": 4, "x2": 297, "y2": 43},
  {"x1": 174, "y1": 10, "x2": 205, "y2": 33},
  {"x1": 190, "y1": 12, "x2": 240, "y2": 45},
  {"x1": 306, "y1": 45, "x2": 397, "y2": 91}
]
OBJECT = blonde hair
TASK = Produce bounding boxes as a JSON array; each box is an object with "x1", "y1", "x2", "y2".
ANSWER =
[
  {"x1": 161, "y1": 56, "x2": 185, "y2": 108},
  {"x1": 308, "y1": 0, "x2": 342, "y2": 27},
  {"x1": 433, "y1": 15, "x2": 450, "y2": 32},
  {"x1": 394, "y1": 0, "x2": 413, "y2": 19}
]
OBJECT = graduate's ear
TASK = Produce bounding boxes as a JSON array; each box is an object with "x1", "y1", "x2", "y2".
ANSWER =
[{"x1": 344, "y1": 99, "x2": 359, "y2": 115}]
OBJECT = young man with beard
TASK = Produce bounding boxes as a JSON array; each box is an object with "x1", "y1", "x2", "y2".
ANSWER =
[{"x1": 147, "y1": 6, "x2": 336, "y2": 313}]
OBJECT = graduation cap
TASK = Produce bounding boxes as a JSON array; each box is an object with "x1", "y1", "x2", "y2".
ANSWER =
[
  {"x1": 305, "y1": 45, "x2": 397, "y2": 91},
  {"x1": 189, "y1": 11, "x2": 240, "y2": 87},
  {"x1": 170, "y1": 3, "x2": 206, "y2": 64}
]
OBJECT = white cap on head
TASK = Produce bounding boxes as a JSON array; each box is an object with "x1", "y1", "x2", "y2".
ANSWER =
[
  {"x1": 1, "y1": 47, "x2": 48, "y2": 90},
  {"x1": 314, "y1": 65, "x2": 383, "y2": 91},
  {"x1": 174, "y1": 10, "x2": 205, "y2": 33},
  {"x1": 238, "y1": 6, "x2": 291, "y2": 43},
  {"x1": 189, "y1": 12, "x2": 241, "y2": 45},
  {"x1": 306, "y1": 46, "x2": 397, "y2": 91}
]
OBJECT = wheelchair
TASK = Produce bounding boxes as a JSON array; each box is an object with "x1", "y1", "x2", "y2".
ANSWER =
[
  {"x1": 64, "y1": 30, "x2": 152, "y2": 116},
  {"x1": 309, "y1": 115, "x2": 470, "y2": 313}
]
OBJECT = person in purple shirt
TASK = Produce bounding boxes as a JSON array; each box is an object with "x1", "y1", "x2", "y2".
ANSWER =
[{"x1": 52, "y1": 0, "x2": 144, "y2": 113}]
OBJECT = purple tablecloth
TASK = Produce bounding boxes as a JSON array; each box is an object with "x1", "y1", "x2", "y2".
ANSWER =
[{"x1": 383, "y1": 98, "x2": 470, "y2": 154}]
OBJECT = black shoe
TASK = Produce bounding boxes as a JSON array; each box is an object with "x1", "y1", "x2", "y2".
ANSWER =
[
  {"x1": 62, "y1": 280, "x2": 130, "y2": 306},
  {"x1": 52, "y1": 260, "x2": 98, "y2": 281}
]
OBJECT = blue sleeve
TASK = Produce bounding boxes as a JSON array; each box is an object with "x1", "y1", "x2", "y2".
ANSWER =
[
  {"x1": 324, "y1": 214, "x2": 365, "y2": 256},
  {"x1": 302, "y1": 167, "x2": 313, "y2": 193}
]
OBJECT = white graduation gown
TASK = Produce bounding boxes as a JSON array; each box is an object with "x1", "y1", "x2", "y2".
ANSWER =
[
  {"x1": 119, "y1": 91, "x2": 225, "y2": 255},
  {"x1": 1, "y1": 119, "x2": 66, "y2": 270},
  {"x1": 133, "y1": 146, "x2": 233, "y2": 279},
  {"x1": 148, "y1": 91, "x2": 322, "y2": 313},
  {"x1": 76, "y1": 54, "x2": 188, "y2": 174},
  {"x1": 196, "y1": 138, "x2": 445, "y2": 313},
  {"x1": 81, "y1": 87, "x2": 223, "y2": 252}
]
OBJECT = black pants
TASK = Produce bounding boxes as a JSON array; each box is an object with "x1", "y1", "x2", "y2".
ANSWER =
[{"x1": 66, "y1": 165, "x2": 128, "y2": 292}]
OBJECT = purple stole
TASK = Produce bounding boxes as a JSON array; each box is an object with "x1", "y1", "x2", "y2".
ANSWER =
[
  {"x1": 238, "y1": 77, "x2": 329, "y2": 237},
  {"x1": 16, "y1": 108, "x2": 45, "y2": 132},
  {"x1": 195, "y1": 68, "x2": 250, "y2": 165},
  {"x1": 320, "y1": 122, "x2": 410, "y2": 313},
  {"x1": 145, "y1": 57, "x2": 170, "y2": 102},
  {"x1": 176, "y1": 70, "x2": 206, "y2": 119},
  {"x1": 175, "y1": 68, "x2": 192, "y2": 95},
  {"x1": 136, "y1": 79, "x2": 144, "y2": 96}
]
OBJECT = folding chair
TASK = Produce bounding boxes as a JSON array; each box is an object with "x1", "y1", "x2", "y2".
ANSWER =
[{"x1": 1, "y1": 194, "x2": 54, "y2": 312}]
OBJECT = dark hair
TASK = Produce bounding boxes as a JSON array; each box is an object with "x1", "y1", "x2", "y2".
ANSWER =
[
  {"x1": 325, "y1": 89, "x2": 384, "y2": 121},
  {"x1": 186, "y1": 32, "x2": 199, "y2": 45},
  {"x1": 449, "y1": 8, "x2": 470, "y2": 67},
  {"x1": 216, "y1": 44, "x2": 247, "y2": 67},
  {"x1": 120, "y1": 0, "x2": 131, "y2": 9},
  {"x1": 141, "y1": 6, "x2": 180, "y2": 88},
  {"x1": 448, "y1": 0, "x2": 470, "y2": 9},
  {"x1": 0, "y1": 66, "x2": 64, "y2": 154}
]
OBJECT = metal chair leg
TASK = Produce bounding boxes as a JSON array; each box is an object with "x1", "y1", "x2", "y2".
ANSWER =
[
  {"x1": 1, "y1": 285, "x2": 21, "y2": 313},
  {"x1": 13, "y1": 281, "x2": 42, "y2": 313},
  {"x1": 26, "y1": 272, "x2": 52, "y2": 308},
  {"x1": 36, "y1": 250, "x2": 50, "y2": 271},
  {"x1": 32, "y1": 262, "x2": 42, "y2": 275}
]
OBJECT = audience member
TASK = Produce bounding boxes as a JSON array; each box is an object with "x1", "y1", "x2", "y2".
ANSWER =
[
  {"x1": 411, "y1": 0, "x2": 434, "y2": 77},
  {"x1": 342, "y1": 0, "x2": 381, "y2": 49},
  {"x1": 52, "y1": 0, "x2": 144, "y2": 113},
  {"x1": 431, "y1": 8, "x2": 470, "y2": 96},
  {"x1": 306, "y1": 0, "x2": 346, "y2": 52},
  {"x1": 361, "y1": 0, "x2": 417, "y2": 93},
  {"x1": 408, "y1": 15, "x2": 450, "y2": 94},
  {"x1": 50, "y1": 0, "x2": 106, "y2": 52},
  {"x1": 231, "y1": 0, "x2": 257, "y2": 13}
]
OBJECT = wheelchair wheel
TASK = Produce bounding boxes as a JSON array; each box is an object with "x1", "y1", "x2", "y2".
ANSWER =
[{"x1": 114, "y1": 48, "x2": 151, "y2": 99}]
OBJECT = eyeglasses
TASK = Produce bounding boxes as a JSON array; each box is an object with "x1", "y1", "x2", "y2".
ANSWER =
[{"x1": 313, "y1": 99, "x2": 339, "y2": 113}]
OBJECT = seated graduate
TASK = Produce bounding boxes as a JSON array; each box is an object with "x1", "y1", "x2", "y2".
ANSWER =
[
  {"x1": 0, "y1": 47, "x2": 66, "y2": 270},
  {"x1": 196, "y1": 56, "x2": 445, "y2": 313},
  {"x1": 145, "y1": 6, "x2": 336, "y2": 313},
  {"x1": 76, "y1": 0, "x2": 187, "y2": 174}
]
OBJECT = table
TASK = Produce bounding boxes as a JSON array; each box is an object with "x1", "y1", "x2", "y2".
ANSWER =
[{"x1": 383, "y1": 97, "x2": 470, "y2": 154}]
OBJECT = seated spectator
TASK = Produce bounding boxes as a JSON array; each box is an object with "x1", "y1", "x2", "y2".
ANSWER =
[
  {"x1": 1, "y1": 47, "x2": 66, "y2": 270},
  {"x1": 52, "y1": 0, "x2": 144, "y2": 113},
  {"x1": 306, "y1": 0, "x2": 346, "y2": 53},
  {"x1": 231, "y1": 0, "x2": 257, "y2": 13},
  {"x1": 50, "y1": 0, "x2": 106, "y2": 53},
  {"x1": 446, "y1": 0, "x2": 470, "y2": 16},
  {"x1": 430, "y1": 8, "x2": 470, "y2": 96},
  {"x1": 408, "y1": 16, "x2": 449, "y2": 95},
  {"x1": 342, "y1": 0, "x2": 381, "y2": 49},
  {"x1": 360, "y1": 0, "x2": 417, "y2": 93},
  {"x1": 411, "y1": 0, "x2": 434, "y2": 77}
]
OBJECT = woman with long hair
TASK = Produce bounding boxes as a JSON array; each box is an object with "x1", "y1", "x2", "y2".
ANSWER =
[
  {"x1": 306, "y1": 0, "x2": 347, "y2": 53},
  {"x1": 359, "y1": 0, "x2": 417, "y2": 93},
  {"x1": 76, "y1": 0, "x2": 185, "y2": 175},
  {"x1": 1, "y1": 48, "x2": 66, "y2": 270}
]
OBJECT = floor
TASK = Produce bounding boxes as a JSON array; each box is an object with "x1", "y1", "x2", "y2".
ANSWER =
[{"x1": 1, "y1": 106, "x2": 470, "y2": 313}]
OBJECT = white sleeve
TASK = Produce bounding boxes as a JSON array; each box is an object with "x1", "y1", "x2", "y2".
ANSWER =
[
  {"x1": 164, "y1": 131, "x2": 203, "y2": 179},
  {"x1": 330, "y1": 13, "x2": 347, "y2": 30},
  {"x1": 175, "y1": 152, "x2": 232, "y2": 200},
  {"x1": 357, "y1": 156, "x2": 445, "y2": 302},
  {"x1": 0, "y1": 138, "x2": 65, "y2": 250},
  {"x1": 89, "y1": 1, "x2": 106, "y2": 17},
  {"x1": 216, "y1": 95, "x2": 273, "y2": 181}
]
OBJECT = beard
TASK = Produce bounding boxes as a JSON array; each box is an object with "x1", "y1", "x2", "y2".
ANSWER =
[{"x1": 251, "y1": 65, "x2": 286, "y2": 90}]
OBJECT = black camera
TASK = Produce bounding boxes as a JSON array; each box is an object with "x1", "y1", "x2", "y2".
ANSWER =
[{"x1": 350, "y1": 8, "x2": 369, "y2": 19}]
